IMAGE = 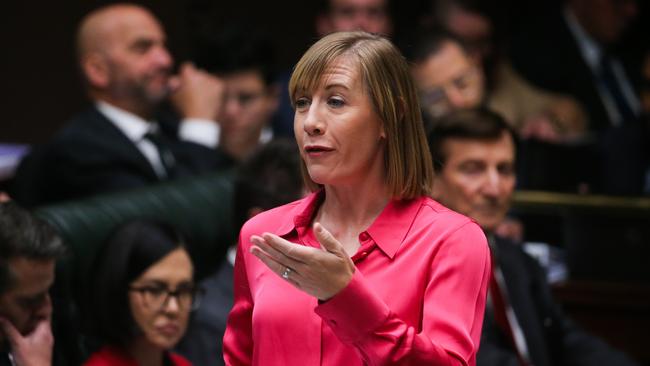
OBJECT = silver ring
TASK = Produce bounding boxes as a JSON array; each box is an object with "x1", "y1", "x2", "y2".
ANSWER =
[{"x1": 281, "y1": 266, "x2": 292, "y2": 279}]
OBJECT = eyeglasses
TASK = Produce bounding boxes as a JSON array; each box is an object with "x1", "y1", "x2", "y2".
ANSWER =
[{"x1": 129, "y1": 284, "x2": 204, "y2": 311}]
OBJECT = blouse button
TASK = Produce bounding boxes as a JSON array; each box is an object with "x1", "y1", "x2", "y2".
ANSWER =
[{"x1": 359, "y1": 232, "x2": 369, "y2": 241}]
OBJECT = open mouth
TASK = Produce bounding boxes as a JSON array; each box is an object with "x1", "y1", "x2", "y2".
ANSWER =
[{"x1": 304, "y1": 145, "x2": 334, "y2": 153}]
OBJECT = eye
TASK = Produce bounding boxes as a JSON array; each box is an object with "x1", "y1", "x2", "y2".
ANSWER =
[
  {"x1": 327, "y1": 97, "x2": 345, "y2": 108},
  {"x1": 458, "y1": 161, "x2": 484, "y2": 175},
  {"x1": 294, "y1": 97, "x2": 310, "y2": 110},
  {"x1": 131, "y1": 39, "x2": 154, "y2": 54},
  {"x1": 142, "y1": 285, "x2": 166, "y2": 297},
  {"x1": 498, "y1": 163, "x2": 515, "y2": 176}
]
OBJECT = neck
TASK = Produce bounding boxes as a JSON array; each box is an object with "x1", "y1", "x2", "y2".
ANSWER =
[
  {"x1": 317, "y1": 178, "x2": 390, "y2": 251},
  {"x1": 128, "y1": 338, "x2": 165, "y2": 366}
]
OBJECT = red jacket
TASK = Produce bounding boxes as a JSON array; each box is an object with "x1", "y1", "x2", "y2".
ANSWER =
[{"x1": 83, "y1": 345, "x2": 191, "y2": 366}]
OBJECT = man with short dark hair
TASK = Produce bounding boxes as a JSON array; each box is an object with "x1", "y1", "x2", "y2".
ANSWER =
[
  {"x1": 428, "y1": 108, "x2": 639, "y2": 366},
  {"x1": 0, "y1": 202, "x2": 66, "y2": 366}
]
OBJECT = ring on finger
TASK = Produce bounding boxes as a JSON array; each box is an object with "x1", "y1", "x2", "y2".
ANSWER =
[{"x1": 281, "y1": 266, "x2": 292, "y2": 280}]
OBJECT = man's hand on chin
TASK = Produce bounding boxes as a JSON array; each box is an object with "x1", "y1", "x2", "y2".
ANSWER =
[{"x1": 0, "y1": 317, "x2": 53, "y2": 366}]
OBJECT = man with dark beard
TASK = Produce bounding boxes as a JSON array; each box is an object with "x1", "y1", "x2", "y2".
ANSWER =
[{"x1": 12, "y1": 4, "x2": 228, "y2": 207}]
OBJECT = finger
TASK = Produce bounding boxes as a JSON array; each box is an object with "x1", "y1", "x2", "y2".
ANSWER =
[
  {"x1": 250, "y1": 235, "x2": 305, "y2": 269},
  {"x1": 31, "y1": 316, "x2": 53, "y2": 336},
  {"x1": 0, "y1": 317, "x2": 22, "y2": 347},
  {"x1": 259, "y1": 233, "x2": 313, "y2": 263},
  {"x1": 313, "y1": 223, "x2": 345, "y2": 255},
  {"x1": 250, "y1": 244, "x2": 299, "y2": 281}
]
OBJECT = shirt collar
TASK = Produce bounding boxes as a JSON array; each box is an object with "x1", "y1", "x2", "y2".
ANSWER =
[
  {"x1": 564, "y1": 5, "x2": 602, "y2": 71},
  {"x1": 96, "y1": 101, "x2": 155, "y2": 142},
  {"x1": 275, "y1": 190, "x2": 324, "y2": 237},
  {"x1": 365, "y1": 197, "x2": 424, "y2": 259},
  {"x1": 280, "y1": 190, "x2": 425, "y2": 259}
]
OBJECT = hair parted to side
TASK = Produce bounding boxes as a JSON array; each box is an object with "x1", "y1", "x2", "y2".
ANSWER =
[
  {"x1": 427, "y1": 107, "x2": 517, "y2": 172},
  {"x1": 85, "y1": 220, "x2": 188, "y2": 348},
  {"x1": 289, "y1": 31, "x2": 433, "y2": 199},
  {"x1": 0, "y1": 201, "x2": 65, "y2": 294}
]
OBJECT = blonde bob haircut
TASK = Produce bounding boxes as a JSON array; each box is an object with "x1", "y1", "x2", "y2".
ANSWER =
[{"x1": 289, "y1": 31, "x2": 433, "y2": 199}]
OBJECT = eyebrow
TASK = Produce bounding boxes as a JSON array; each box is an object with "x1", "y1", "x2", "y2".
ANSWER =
[{"x1": 324, "y1": 83, "x2": 351, "y2": 91}]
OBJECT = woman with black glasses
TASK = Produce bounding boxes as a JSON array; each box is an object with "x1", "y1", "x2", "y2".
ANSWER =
[{"x1": 83, "y1": 220, "x2": 202, "y2": 366}]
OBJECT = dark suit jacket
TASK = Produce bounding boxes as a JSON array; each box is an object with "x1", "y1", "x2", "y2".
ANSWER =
[
  {"x1": 11, "y1": 106, "x2": 230, "y2": 207},
  {"x1": 477, "y1": 236, "x2": 638, "y2": 366},
  {"x1": 509, "y1": 8, "x2": 639, "y2": 131}
]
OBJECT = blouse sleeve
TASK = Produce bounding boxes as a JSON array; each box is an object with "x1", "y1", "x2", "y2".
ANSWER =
[
  {"x1": 222, "y1": 236, "x2": 254, "y2": 366},
  {"x1": 314, "y1": 221, "x2": 491, "y2": 366}
]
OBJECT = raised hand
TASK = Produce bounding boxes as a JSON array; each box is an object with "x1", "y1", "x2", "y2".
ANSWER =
[
  {"x1": 0, "y1": 316, "x2": 53, "y2": 366},
  {"x1": 169, "y1": 62, "x2": 225, "y2": 121},
  {"x1": 250, "y1": 223, "x2": 355, "y2": 301}
]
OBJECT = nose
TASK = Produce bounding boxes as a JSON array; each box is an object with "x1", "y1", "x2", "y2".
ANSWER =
[
  {"x1": 446, "y1": 87, "x2": 467, "y2": 109},
  {"x1": 163, "y1": 295, "x2": 181, "y2": 314},
  {"x1": 34, "y1": 294, "x2": 52, "y2": 320},
  {"x1": 301, "y1": 102, "x2": 325, "y2": 136},
  {"x1": 482, "y1": 169, "x2": 501, "y2": 198},
  {"x1": 227, "y1": 94, "x2": 242, "y2": 116},
  {"x1": 356, "y1": 14, "x2": 372, "y2": 33},
  {"x1": 152, "y1": 45, "x2": 173, "y2": 69}
]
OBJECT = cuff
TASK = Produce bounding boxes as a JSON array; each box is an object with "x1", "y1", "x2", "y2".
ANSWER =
[
  {"x1": 314, "y1": 270, "x2": 390, "y2": 344},
  {"x1": 179, "y1": 118, "x2": 221, "y2": 148}
]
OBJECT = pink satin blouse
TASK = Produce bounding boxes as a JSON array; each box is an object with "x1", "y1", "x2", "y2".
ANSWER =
[{"x1": 224, "y1": 191, "x2": 490, "y2": 365}]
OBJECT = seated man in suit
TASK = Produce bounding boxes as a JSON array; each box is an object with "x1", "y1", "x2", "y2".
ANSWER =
[
  {"x1": 510, "y1": 0, "x2": 641, "y2": 130},
  {"x1": 427, "y1": 108, "x2": 638, "y2": 366},
  {"x1": 12, "y1": 3, "x2": 228, "y2": 207},
  {"x1": 175, "y1": 138, "x2": 303, "y2": 365},
  {"x1": 0, "y1": 201, "x2": 66, "y2": 366}
]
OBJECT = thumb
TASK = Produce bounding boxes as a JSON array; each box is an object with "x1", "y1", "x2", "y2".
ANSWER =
[
  {"x1": 314, "y1": 223, "x2": 344, "y2": 255},
  {"x1": 0, "y1": 317, "x2": 22, "y2": 347}
]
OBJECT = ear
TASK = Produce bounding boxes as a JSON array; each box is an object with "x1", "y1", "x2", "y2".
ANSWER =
[{"x1": 81, "y1": 53, "x2": 109, "y2": 88}]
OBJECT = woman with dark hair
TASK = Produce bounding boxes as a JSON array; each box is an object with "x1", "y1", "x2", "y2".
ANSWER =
[
  {"x1": 83, "y1": 220, "x2": 201, "y2": 366},
  {"x1": 224, "y1": 31, "x2": 491, "y2": 366}
]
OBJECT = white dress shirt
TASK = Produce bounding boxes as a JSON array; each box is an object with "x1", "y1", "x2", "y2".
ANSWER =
[{"x1": 96, "y1": 102, "x2": 169, "y2": 178}]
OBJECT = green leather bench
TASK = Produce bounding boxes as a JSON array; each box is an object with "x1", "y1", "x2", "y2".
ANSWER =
[{"x1": 35, "y1": 170, "x2": 236, "y2": 284}]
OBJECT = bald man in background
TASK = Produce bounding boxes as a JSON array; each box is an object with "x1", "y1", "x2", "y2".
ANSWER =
[{"x1": 12, "y1": 3, "x2": 228, "y2": 207}]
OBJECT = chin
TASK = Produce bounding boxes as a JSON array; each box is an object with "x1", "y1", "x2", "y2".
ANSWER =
[{"x1": 150, "y1": 335, "x2": 181, "y2": 350}]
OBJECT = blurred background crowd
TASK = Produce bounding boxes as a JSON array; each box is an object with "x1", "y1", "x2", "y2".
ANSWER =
[{"x1": 0, "y1": 0, "x2": 649, "y2": 365}]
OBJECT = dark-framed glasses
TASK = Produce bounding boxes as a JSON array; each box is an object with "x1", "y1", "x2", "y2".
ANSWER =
[{"x1": 129, "y1": 283, "x2": 204, "y2": 311}]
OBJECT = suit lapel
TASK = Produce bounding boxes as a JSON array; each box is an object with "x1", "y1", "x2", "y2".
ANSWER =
[{"x1": 87, "y1": 107, "x2": 162, "y2": 181}]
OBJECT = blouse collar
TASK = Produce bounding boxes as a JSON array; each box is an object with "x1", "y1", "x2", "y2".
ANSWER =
[{"x1": 276, "y1": 190, "x2": 426, "y2": 259}]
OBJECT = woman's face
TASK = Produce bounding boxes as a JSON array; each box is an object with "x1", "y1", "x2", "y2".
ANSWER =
[
  {"x1": 128, "y1": 248, "x2": 194, "y2": 350},
  {"x1": 293, "y1": 56, "x2": 386, "y2": 188}
]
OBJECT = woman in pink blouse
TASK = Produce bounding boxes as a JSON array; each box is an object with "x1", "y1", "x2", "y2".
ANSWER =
[{"x1": 223, "y1": 31, "x2": 491, "y2": 366}]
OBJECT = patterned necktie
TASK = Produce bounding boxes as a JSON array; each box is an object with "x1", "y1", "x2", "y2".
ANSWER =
[{"x1": 144, "y1": 130, "x2": 177, "y2": 178}]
